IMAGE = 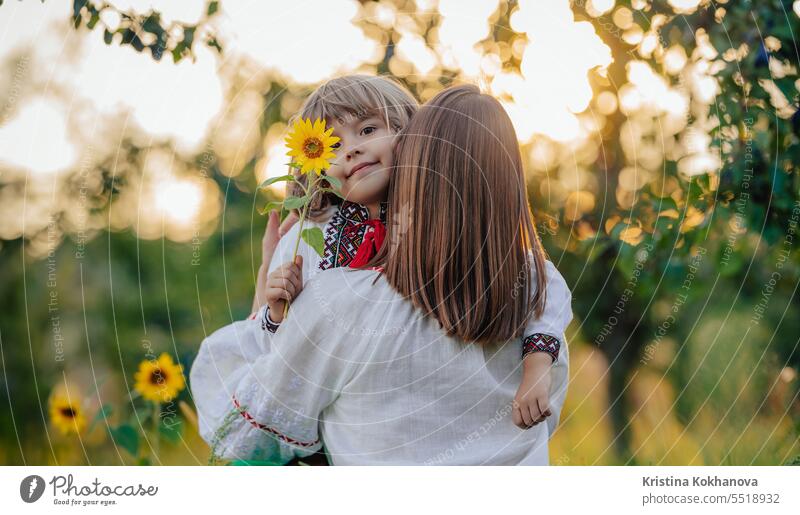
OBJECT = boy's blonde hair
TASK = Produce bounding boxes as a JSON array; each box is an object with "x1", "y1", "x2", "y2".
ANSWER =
[{"x1": 287, "y1": 75, "x2": 419, "y2": 220}]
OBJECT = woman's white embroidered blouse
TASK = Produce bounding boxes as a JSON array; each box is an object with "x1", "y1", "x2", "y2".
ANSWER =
[{"x1": 190, "y1": 260, "x2": 573, "y2": 465}]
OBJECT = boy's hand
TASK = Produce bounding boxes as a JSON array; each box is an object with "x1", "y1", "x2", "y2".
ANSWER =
[
  {"x1": 512, "y1": 352, "x2": 553, "y2": 430},
  {"x1": 264, "y1": 256, "x2": 303, "y2": 324},
  {"x1": 252, "y1": 210, "x2": 299, "y2": 312}
]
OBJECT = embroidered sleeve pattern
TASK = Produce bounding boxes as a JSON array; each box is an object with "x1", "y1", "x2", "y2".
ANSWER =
[
  {"x1": 232, "y1": 395, "x2": 320, "y2": 449},
  {"x1": 522, "y1": 333, "x2": 560, "y2": 363},
  {"x1": 262, "y1": 308, "x2": 281, "y2": 333}
]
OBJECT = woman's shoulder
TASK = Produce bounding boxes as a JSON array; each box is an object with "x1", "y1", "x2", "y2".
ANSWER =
[
  {"x1": 541, "y1": 260, "x2": 571, "y2": 304},
  {"x1": 306, "y1": 267, "x2": 390, "y2": 300},
  {"x1": 543, "y1": 259, "x2": 568, "y2": 285},
  {"x1": 311, "y1": 267, "x2": 398, "y2": 307},
  {"x1": 524, "y1": 251, "x2": 570, "y2": 291}
]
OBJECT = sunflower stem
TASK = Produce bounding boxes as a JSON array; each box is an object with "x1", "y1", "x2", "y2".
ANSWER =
[
  {"x1": 283, "y1": 173, "x2": 318, "y2": 320},
  {"x1": 294, "y1": 177, "x2": 308, "y2": 195},
  {"x1": 152, "y1": 401, "x2": 160, "y2": 463}
]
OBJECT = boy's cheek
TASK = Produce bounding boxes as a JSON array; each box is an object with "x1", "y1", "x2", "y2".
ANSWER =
[{"x1": 326, "y1": 162, "x2": 347, "y2": 181}]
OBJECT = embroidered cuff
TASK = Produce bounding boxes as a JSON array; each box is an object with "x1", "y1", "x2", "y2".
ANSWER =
[
  {"x1": 232, "y1": 395, "x2": 319, "y2": 449},
  {"x1": 262, "y1": 307, "x2": 281, "y2": 333},
  {"x1": 522, "y1": 333, "x2": 560, "y2": 363}
]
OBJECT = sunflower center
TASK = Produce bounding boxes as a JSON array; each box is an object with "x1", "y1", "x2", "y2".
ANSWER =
[
  {"x1": 302, "y1": 137, "x2": 324, "y2": 159},
  {"x1": 149, "y1": 368, "x2": 167, "y2": 386},
  {"x1": 60, "y1": 407, "x2": 76, "y2": 418}
]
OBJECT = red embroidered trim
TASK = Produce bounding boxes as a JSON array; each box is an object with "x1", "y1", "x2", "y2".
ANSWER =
[
  {"x1": 232, "y1": 395, "x2": 319, "y2": 448},
  {"x1": 347, "y1": 219, "x2": 386, "y2": 268}
]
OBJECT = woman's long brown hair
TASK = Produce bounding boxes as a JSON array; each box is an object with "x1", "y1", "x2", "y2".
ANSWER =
[{"x1": 372, "y1": 84, "x2": 548, "y2": 344}]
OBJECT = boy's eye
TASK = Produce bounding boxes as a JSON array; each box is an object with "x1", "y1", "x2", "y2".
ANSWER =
[{"x1": 361, "y1": 126, "x2": 376, "y2": 136}]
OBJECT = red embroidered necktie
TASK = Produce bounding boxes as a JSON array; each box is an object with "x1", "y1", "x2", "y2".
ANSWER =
[{"x1": 348, "y1": 219, "x2": 386, "y2": 267}]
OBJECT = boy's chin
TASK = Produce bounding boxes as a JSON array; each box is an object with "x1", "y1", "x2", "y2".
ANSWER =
[
  {"x1": 342, "y1": 188, "x2": 387, "y2": 207},
  {"x1": 345, "y1": 180, "x2": 390, "y2": 207}
]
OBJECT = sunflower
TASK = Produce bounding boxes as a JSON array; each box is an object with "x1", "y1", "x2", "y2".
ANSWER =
[
  {"x1": 49, "y1": 394, "x2": 86, "y2": 435},
  {"x1": 133, "y1": 353, "x2": 186, "y2": 403},
  {"x1": 285, "y1": 117, "x2": 340, "y2": 174}
]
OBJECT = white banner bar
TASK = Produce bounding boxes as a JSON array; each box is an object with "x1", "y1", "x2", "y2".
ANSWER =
[{"x1": 2, "y1": 466, "x2": 797, "y2": 514}]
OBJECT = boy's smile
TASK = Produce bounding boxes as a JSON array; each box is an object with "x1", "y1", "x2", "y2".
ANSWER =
[
  {"x1": 325, "y1": 114, "x2": 394, "y2": 217},
  {"x1": 347, "y1": 160, "x2": 381, "y2": 177}
]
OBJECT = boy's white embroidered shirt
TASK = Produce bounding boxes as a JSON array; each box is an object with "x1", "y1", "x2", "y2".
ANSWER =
[
  {"x1": 190, "y1": 261, "x2": 572, "y2": 465},
  {"x1": 267, "y1": 201, "x2": 388, "y2": 281}
]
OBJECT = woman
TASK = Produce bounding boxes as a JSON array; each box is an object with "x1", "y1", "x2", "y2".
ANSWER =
[{"x1": 190, "y1": 85, "x2": 573, "y2": 465}]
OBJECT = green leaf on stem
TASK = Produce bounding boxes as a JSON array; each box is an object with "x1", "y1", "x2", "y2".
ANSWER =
[
  {"x1": 319, "y1": 187, "x2": 345, "y2": 199},
  {"x1": 259, "y1": 174, "x2": 295, "y2": 189},
  {"x1": 301, "y1": 227, "x2": 325, "y2": 257},
  {"x1": 159, "y1": 417, "x2": 183, "y2": 444},
  {"x1": 110, "y1": 424, "x2": 140, "y2": 457},
  {"x1": 279, "y1": 206, "x2": 291, "y2": 223},
  {"x1": 228, "y1": 459, "x2": 283, "y2": 466},
  {"x1": 257, "y1": 201, "x2": 283, "y2": 216},
  {"x1": 87, "y1": 404, "x2": 114, "y2": 434},
  {"x1": 283, "y1": 195, "x2": 307, "y2": 210},
  {"x1": 322, "y1": 174, "x2": 342, "y2": 189}
]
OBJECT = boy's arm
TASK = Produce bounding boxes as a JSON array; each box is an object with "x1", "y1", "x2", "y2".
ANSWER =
[
  {"x1": 253, "y1": 211, "x2": 297, "y2": 313},
  {"x1": 190, "y1": 275, "x2": 364, "y2": 464},
  {"x1": 190, "y1": 315, "x2": 315, "y2": 463},
  {"x1": 521, "y1": 260, "x2": 573, "y2": 364},
  {"x1": 514, "y1": 260, "x2": 574, "y2": 431}
]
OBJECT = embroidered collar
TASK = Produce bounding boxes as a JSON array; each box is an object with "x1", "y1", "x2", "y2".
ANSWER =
[
  {"x1": 319, "y1": 201, "x2": 388, "y2": 271},
  {"x1": 337, "y1": 200, "x2": 388, "y2": 224}
]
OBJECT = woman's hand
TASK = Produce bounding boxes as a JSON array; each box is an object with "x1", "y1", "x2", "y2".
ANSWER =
[
  {"x1": 512, "y1": 352, "x2": 553, "y2": 430},
  {"x1": 252, "y1": 210, "x2": 299, "y2": 313},
  {"x1": 264, "y1": 256, "x2": 303, "y2": 324}
]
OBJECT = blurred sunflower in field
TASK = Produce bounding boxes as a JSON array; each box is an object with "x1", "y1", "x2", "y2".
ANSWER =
[
  {"x1": 134, "y1": 353, "x2": 186, "y2": 403},
  {"x1": 49, "y1": 393, "x2": 86, "y2": 435},
  {"x1": 285, "y1": 117, "x2": 339, "y2": 174}
]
